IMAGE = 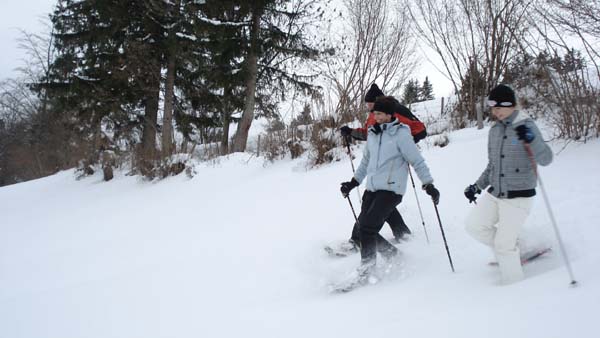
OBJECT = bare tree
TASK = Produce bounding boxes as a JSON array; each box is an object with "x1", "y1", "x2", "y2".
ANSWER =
[
  {"x1": 410, "y1": 0, "x2": 532, "y2": 128},
  {"x1": 0, "y1": 25, "x2": 53, "y2": 139},
  {"x1": 13, "y1": 20, "x2": 56, "y2": 120},
  {"x1": 473, "y1": 1, "x2": 533, "y2": 87},
  {"x1": 510, "y1": 1, "x2": 600, "y2": 141},
  {"x1": 0, "y1": 80, "x2": 39, "y2": 123},
  {"x1": 322, "y1": 0, "x2": 418, "y2": 123},
  {"x1": 543, "y1": 0, "x2": 600, "y2": 79},
  {"x1": 0, "y1": 22, "x2": 66, "y2": 185},
  {"x1": 546, "y1": 64, "x2": 599, "y2": 140}
]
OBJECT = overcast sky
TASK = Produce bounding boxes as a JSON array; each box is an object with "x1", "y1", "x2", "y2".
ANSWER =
[
  {"x1": 0, "y1": 1, "x2": 453, "y2": 97},
  {"x1": 0, "y1": 0, "x2": 56, "y2": 80}
]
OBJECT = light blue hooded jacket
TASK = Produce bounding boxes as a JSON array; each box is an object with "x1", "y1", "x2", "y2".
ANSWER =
[{"x1": 354, "y1": 118, "x2": 433, "y2": 196}]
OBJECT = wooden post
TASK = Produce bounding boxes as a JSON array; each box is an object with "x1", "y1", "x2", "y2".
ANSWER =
[
  {"x1": 257, "y1": 135, "x2": 261, "y2": 157},
  {"x1": 441, "y1": 97, "x2": 445, "y2": 115}
]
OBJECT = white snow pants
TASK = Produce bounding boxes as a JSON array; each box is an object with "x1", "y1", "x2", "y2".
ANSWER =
[{"x1": 465, "y1": 192, "x2": 533, "y2": 285}]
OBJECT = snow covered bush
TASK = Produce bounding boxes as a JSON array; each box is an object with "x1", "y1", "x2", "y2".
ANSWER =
[
  {"x1": 433, "y1": 133, "x2": 450, "y2": 148},
  {"x1": 306, "y1": 117, "x2": 340, "y2": 167}
]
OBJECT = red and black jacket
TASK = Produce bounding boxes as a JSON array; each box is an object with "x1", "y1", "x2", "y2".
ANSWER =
[{"x1": 351, "y1": 104, "x2": 427, "y2": 143}]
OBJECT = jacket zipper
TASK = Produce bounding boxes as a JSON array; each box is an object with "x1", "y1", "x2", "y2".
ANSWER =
[
  {"x1": 377, "y1": 132, "x2": 383, "y2": 168},
  {"x1": 371, "y1": 128, "x2": 384, "y2": 189}
]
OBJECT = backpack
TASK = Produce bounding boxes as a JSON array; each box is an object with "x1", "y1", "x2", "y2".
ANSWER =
[{"x1": 393, "y1": 100, "x2": 427, "y2": 143}]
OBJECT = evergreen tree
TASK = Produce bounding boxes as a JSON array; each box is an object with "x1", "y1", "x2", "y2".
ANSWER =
[
  {"x1": 47, "y1": 0, "x2": 167, "y2": 174},
  {"x1": 176, "y1": 0, "x2": 325, "y2": 154},
  {"x1": 401, "y1": 79, "x2": 420, "y2": 105},
  {"x1": 231, "y1": 0, "x2": 325, "y2": 152},
  {"x1": 44, "y1": 0, "x2": 326, "y2": 174},
  {"x1": 175, "y1": 0, "x2": 250, "y2": 154},
  {"x1": 420, "y1": 76, "x2": 434, "y2": 101},
  {"x1": 160, "y1": 0, "x2": 183, "y2": 158}
]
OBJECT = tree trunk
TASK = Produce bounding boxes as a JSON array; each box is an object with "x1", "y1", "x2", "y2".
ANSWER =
[
  {"x1": 232, "y1": 7, "x2": 261, "y2": 153},
  {"x1": 221, "y1": 111, "x2": 231, "y2": 155},
  {"x1": 140, "y1": 61, "x2": 161, "y2": 175},
  {"x1": 162, "y1": 53, "x2": 176, "y2": 158},
  {"x1": 161, "y1": 0, "x2": 180, "y2": 159}
]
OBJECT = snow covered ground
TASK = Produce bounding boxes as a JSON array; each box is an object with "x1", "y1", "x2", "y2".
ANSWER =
[{"x1": 1, "y1": 124, "x2": 599, "y2": 338}]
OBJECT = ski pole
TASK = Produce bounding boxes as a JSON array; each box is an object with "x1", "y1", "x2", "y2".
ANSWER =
[
  {"x1": 524, "y1": 143, "x2": 577, "y2": 286},
  {"x1": 408, "y1": 167, "x2": 430, "y2": 244},
  {"x1": 342, "y1": 134, "x2": 362, "y2": 202},
  {"x1": 433, "y1": 202, "x2": 455, "y2": 273},
  {"x1": 346, "y1": 196, "x2": 359, "y2": 222}
]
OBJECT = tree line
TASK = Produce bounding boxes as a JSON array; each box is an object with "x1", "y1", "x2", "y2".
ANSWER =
[{"x1": 1, "y1": 0, "x2": 327, "y2": 184}]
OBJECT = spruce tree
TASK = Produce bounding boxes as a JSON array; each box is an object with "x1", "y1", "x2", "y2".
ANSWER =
[
  {"x1": 401, "y1": 79, "x2": 420, "y2": 105},
  {"x1": 420, "y1": 76, "x2": 434, "y2": 101},
  {"x1": 48, "y1": 0, "x2": 167, "y2": 174},
  {"x1": 174, "y1": 1, "x2": 325, "y2": 154},
  {"x1": 175, "y1": 0, "x2": 250, "y2": 154},
  {"x1": 231, "y1": 0, "x2": 325, "y2": 153},
  {"x1": 47, "y1": 0, "x2": 138, "y2": 163},
  {"x1": 45, "y1": 0, "x2": 327, "y2": 171}
]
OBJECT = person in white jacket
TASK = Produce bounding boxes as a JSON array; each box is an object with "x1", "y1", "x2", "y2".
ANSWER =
[{"x1": 464, "y1": 84, "x2": 553, "y2": 285}]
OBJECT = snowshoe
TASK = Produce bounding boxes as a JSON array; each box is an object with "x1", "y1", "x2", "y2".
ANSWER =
[
  {"x1": 324, "y1": 239, "x2": 360, "y2": 258},
  {"x1": 488, "y1": 247, "x2": 552, "y2": 266},
  {"x1": 329, "y1": 261, "x2": 377, "y2": 293}
]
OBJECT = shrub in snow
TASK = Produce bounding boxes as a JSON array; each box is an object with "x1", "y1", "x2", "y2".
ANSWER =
[
  {"x1": 75, "y1": 160, "x2": 95, "y2": 179},
  {"x1": 101, "y1": 151, "x2": 116, "y2": 181},
  {"x1": 307, "y1": 120, "x2": 338, "y2": 166},
  {"x1": 287, "y1": 140, "x2": 306, "y2": 159},
  {"x1": 261, "y1": 129, "x2": 288, "y2": 162},
  {"x1": 433, "y1": 133, "x2": 450, "y2": 148}
]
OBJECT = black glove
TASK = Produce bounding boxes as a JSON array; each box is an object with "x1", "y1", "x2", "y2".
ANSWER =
[
  {"x1": 464, "y1": 184, "x2": 481, "y2": 204},
  {"x1": 515, "y1": 125, "x2": 535, "y2": 144},
  {"x1": 340, "y1": 178, "x2": 359, "y2": 197},
  {"x1": 423, "y1": 183, "x2": 440, "y2": 205},
  {"x1": 339, "y1": 126, "x2": 352, "y2": 137}
]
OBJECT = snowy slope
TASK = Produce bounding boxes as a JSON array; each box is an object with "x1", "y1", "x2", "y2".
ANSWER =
[{"x1": 1, "y1": 126, "x2": 599, "y2": 338}]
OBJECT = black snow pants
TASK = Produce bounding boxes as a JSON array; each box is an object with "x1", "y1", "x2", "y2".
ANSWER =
[
  {"x1": 356, "y1": 190, "x2": 404, "y2": 263},
  {"x1": 350, "y1": 207, "x2": 410, "y2": 244}
]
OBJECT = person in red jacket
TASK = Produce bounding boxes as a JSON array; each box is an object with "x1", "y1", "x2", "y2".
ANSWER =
[
  {"x1": 342, "y1": 86, "x2": 427, "y2": 143},
  {"x1": 337, "y1": 84, "x2": 413, "y2": 251}
]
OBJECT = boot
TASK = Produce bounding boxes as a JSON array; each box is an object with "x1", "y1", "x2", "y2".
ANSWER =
[
  {"x1": 356, "y1": 259, "x2": 377, "y2": 284},
  {"x1": 380, "y1": 246, "x2": 399, "y2": 261}
]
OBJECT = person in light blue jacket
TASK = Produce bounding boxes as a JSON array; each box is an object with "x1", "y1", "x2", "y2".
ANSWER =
[{"x1": 340, "y1": 96, "x2": 440, "y2": 276}]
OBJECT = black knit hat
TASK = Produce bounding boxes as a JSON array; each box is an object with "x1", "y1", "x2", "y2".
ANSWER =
[
  {"x1": 488, "y1": 84, "x2": 516, "y2": 107},
  {"x1": 373, "y1": 96, "x2": 396, "y2": 115},
  {"x1": 364, "y1": 83, "x2": 385, "y2": 103}
]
